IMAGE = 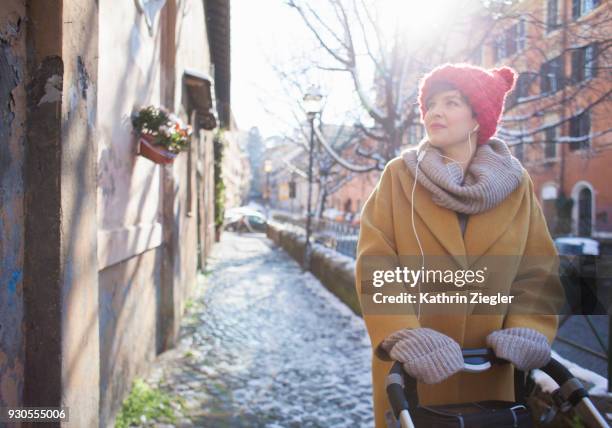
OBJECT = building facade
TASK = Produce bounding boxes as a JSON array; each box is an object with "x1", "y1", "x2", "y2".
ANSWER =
[
  {"x1": 480, "y1": 0, "x2": 610, "y2": 246},
  {"x1": 0, "y1": 0, "x2": 231, "y2": 426}
]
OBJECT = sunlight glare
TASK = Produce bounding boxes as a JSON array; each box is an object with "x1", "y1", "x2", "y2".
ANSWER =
[{"x1": 376, "y1": 0, "x2": 460, "y2": 44}]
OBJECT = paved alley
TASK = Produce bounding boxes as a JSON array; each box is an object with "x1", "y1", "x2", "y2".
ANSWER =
[{"x1": 144, "y1": 232, "x2": 374, "y2": 427}]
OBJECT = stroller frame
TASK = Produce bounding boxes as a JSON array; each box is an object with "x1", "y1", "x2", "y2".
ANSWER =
[{"x1": 386, "y1": 348, "x2": 610, "y2": 428}]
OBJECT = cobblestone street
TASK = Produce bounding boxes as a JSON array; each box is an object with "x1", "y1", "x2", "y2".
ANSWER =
[{"x1": 144, "y1": 232, "x2": 374, "y2": 427}]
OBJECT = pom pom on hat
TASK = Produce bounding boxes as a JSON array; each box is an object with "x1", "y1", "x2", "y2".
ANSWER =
[
  {"x1": 418, "y1": 63, "x2": 518, "y2": 145},
  {"x1": 493, "y1": 66, "x2": 518, "y2": 92}
]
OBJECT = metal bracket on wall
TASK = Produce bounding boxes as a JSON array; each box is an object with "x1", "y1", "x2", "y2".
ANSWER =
[{"x1": 134, "y1": 0, "x2": 167, "y2": 36}]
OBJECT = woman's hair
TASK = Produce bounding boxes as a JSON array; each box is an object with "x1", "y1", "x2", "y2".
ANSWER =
[{"x1": 424, "y1": 81, "x2": 476, "y2": 117}]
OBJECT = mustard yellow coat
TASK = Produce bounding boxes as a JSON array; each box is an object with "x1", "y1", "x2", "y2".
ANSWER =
[{"x1": 355, "y1": 157, "x2": 562, "y2": 428}]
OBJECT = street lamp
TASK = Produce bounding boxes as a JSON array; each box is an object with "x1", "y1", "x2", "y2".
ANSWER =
[
  {"x1": 264, "y1": 159, "x2": 272, "y2": 207},
  {"x1": 302, "y1": 85, "x2": 323, "y2": 271}
]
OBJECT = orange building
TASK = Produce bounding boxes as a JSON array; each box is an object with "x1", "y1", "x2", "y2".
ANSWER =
[
  {"x1": 474, "y1": 0, "x2": 610, "y2": 248},
  {"x1": 329, "y1": 170, "x2": 380, "y2": 215}
]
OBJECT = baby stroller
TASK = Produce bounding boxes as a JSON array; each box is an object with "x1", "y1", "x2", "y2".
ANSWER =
[{"x1": 386, "y1": 348, "x2": 610, "y2": 428}]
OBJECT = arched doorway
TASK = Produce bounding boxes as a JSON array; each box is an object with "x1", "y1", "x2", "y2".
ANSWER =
[{"x1": 577, "y1": 187, "x2": 592, "y2": 236}]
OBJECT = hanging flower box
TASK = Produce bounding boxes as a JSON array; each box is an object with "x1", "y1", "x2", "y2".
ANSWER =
[
  {"x1": 131, "y1": 106, "x2": 192, "y2": 165},
  {"x1": 137, "y1": 133, "x2": 177, "y2": 164}
]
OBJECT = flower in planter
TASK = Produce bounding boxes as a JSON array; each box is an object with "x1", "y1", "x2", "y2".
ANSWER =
[{"x1": 131, "y1": 106, "x2": 192, "y2": 154}]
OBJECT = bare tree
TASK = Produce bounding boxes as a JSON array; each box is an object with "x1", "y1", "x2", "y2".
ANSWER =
[
  {"x1": 277, "y1": 120, "x2": 374, "y2": 218},
  {"x1": 262, "y1": 56, "x2": 381, "y2": 217},
  {"x1": 285, "y1": 0, "x2": 496, "y2": 166}
]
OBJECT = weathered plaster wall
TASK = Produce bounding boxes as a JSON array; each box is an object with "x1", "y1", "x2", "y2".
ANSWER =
[
  {"x1": 59, "y1": 2, "x2": 101, "y2": 426},
  {"x1": 0, "y1": 1, "x2": 25, "y2": 410},
  {"x1": 98, "y1": 248, "x2": 162, "y2": 427},
  {"x1": 196, "y1": 129, "x2": 216, "y2": 269},
  {"x1": 97, "y1": 1, "x2": 165, "y2": 425},
  {"x1": 97, "y1": 0, "x2": 162, "y2": 234},
  {"x1": 19, "y1": 1, "x2": 100, "y2": 425},
  {"x1": 2, "y1": 0, "x2": 216, "y2": 423},
  {"x1": 173, "y1": 0, "x2": 210, "y2": 328},
  {"x1": 172, "y1": 0, "x2": 211, "y2": 113},
  {"x1": 97, "y1": 0, "x2": 212, "y2": 425}
]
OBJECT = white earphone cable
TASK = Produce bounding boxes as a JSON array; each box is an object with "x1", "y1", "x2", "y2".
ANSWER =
[
  {"x1": 410, "y1": 125, "x2": 478, "y2": 321},
  {"x1": 412, "y1": 150, "x2": 424, "y2": 320}
]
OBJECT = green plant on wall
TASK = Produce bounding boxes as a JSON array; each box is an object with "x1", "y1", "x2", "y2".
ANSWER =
[
  {"x1": 115, "y1": 378, "x2": 185, "y2": 427},
  {"x1": 213, "y1": 131, "x2": 225, "y2": 228}
]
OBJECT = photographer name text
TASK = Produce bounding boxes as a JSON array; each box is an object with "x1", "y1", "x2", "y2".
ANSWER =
[{"x1": 373, "y1": 291, "x2": 514, "y2": 306}]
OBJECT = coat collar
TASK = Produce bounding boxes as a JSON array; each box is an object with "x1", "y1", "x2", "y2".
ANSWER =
[{"x1": 397, "y1": 165, "x2": 527, "y2": 270}]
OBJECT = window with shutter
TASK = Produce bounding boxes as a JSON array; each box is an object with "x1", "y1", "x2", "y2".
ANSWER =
[
  {"x1": 544, "y1": 127, "x2": 557, "y2": 159},
  {"x1": 541, "y1": 62, "x2": 549, "y2": 93},
  {"x1": 554, "y1": 56, "x2": 565, "y2": 90},
  {"x1": 585, "y1": 43, "x2": 598, "y2": 79},
  {"x1": 547, "y1": 0, "x2": 559, "y2": 31},
  {"x1": 289, "y1": 181, "x2": 296, "y2": 199},
  {"x1": 517, "y1": 19, "x2": 526, "y2": 51},
  {"x1": 515, "y1": 72, "x2": 537, "y2": 100},
  {"x1": 494, "y1": 35, "x2": 506, "y2": 62},
  {"x1": 583, "y1": 0, "x2": 601, "y2": 14},
  {"x1": 505, "y1": 90, "x2": 517, "y2": 111},
  {"x1": 516, "y1": 73, "x2": 528, "y2": 99},
  {"x1": 541, "y1": 56, "x2": 564, "y2": 94},
  {"x1": 582, "y1": 111, "x2": 591, "y2": 138},
  {"x1": 541, "y1": 62, "x2": 551, "y2": 93},
  {"x1": 572, "y1": 48, "x2": 585, "y2": 83},
  {"x1": 574, "y1": 0, "x2": 601, "y2": 19},
  {"x1": 515, "y1": 143, "x2": 524, "y2": 162},
  {"x1": 569, "y1": 111, "x2": 590, "y2": 151},
  {"x1": 506, "y1": 25, "x2": 517, "y2": 56},
  {"x1": 572, "y1": 0, "x2": 581, "y2": 19},
  {"x1": 572, "y1": 43, "x2": 598, "y2": 84}
]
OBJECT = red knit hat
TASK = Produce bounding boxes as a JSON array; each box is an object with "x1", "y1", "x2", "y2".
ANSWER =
[{"x1": 418, "y1": 63, "x2": 518, "y2": 145}]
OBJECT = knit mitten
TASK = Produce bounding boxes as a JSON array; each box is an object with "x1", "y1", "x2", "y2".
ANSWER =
[
  {"x1": 486, "y1": 327, "x2": 551, "y2": 371},
  {"x1": 381, "y1": 328, "x2": 464, "y2": 384}
]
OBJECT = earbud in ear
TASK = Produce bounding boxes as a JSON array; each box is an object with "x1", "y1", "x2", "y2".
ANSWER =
[{"x1": 472, "y1": 124, "x2": 480, "y2": 133}]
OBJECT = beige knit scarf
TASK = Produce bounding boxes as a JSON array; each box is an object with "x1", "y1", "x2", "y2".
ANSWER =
[{"x1": 401, "y1": 137, "x2": 524, "y2": 214}]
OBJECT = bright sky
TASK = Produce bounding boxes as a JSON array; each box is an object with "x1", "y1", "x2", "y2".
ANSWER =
[
  {"x1": 230, "y1": 0, "x2": 363, "y2": 139},
  {"x1": 230, "y1": 0, "x2": 468, "y2": 139}
]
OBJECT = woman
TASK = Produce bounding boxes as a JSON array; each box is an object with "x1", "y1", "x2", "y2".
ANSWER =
[{"x1": 354, "y1": 63, "x2": 564, "y2": 427}]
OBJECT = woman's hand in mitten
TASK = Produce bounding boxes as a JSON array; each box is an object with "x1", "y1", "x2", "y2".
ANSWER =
[
  {"x1": 380, "y1": 328, "x2": 464, "y2": 384},
  {"x1": 486, "y1": 327, "x2": 551, "y2": 371}
]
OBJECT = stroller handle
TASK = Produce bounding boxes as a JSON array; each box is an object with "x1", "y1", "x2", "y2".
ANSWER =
[
  {"x1": 461, "y1": 347, "x2": 506, "y2": 372},
  {"x1": 386, "y1": 347, "x2": 507, "y2": 417},
  {"x1": 386, "y1": 348, "x2": 610, "y2": 428}
]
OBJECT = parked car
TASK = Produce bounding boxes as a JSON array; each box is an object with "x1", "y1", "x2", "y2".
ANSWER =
[
  {"x1": 224, "y1": 207, "x2": 267, "y2": 233},
  {"x1": 244, "y1": 202, "x2": 267, "y2": 216},
  {"x1": 554, "y1": 236, "x2": 599, "y2": 256}
]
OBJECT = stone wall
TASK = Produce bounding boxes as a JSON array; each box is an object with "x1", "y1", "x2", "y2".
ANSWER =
[{"x1": 266, "y1": 222, "x2": 361, "y2": 316}]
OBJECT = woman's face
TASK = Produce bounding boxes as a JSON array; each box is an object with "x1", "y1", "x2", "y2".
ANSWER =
[{"x1": 423, "y1": 89, "x2": 479, "y2": 149}]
